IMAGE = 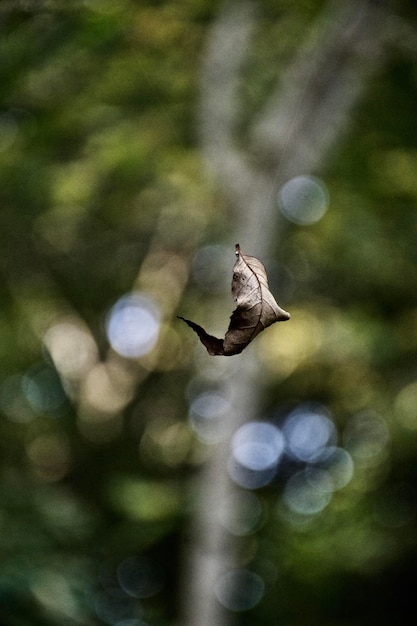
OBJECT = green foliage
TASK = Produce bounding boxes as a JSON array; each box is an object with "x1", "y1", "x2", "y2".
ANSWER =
[{"x1": 0, "y1": 1, "x2": 416, "y2": 625}]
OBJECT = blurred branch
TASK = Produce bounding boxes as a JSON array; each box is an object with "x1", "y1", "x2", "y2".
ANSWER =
[
  {"x1": 183, "y1": 1, "x2": 393, "y2": 625},
  {"x1": 197, "y1": 1, "x2": 271, "y2": 255},
  {"x1": 198, "y1": 0, "x2": 392, "y2": 254},
  {"x1": 251, "y1": 0, "x2": 391, "y2": 177}
]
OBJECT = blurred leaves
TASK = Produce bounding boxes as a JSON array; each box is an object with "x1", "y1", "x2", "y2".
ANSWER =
[
  {"x1": 107, "y1": 476, "x2": 184, "y2": 522},
  {"x1": 0, "y1": 0, "x2": 416, "y2": 625}
]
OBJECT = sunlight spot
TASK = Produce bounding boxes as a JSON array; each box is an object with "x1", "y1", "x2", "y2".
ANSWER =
[
  {"x1": 228, "y1": 459, "x2": 278, "y2": 490},
  {"x1": 82, "y1": 362, "x2": 135, "y2": 414},
  {"x1": 214, "y1": 569, "x2": 265, "y2": 612},
  {"x1": 283, "y1": 468, "x2": 333, "y2": 516},
  {"x1": 106, "y1": 293, "x2": 160, "y2": 359},
  {"x1": 44, "y1": 321, "x2": 98, "y2": 380},
  {"x1": 229, "y1": 422, "x2": 284, "y2": 488},
  {"x1": 318, "y1": 447, "x2": 354, "y2": 490},
  {"x1": 279, "y1": 175, "x2": 329, "y2": 225},
  {"x1": 283, "y1": 404, "x2": 336, "y2": 462},
  {"x1": 257, "y1": 308, "x2": 323, "y2": 378},
  {"x1": 232, "y1": 422, "x2": 285, "y2": 471}
]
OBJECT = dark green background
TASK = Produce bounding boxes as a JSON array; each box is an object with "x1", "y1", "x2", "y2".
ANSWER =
[{"x1": 1, "y1": 1, "x2": 417, "y2": 624}]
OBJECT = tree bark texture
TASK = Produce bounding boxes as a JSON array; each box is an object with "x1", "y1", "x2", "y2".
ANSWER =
[{"x1": 182, "y1": 1, "x2": 392, "y2": 625}]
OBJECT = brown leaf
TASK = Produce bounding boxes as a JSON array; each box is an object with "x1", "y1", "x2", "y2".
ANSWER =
[
  {"x1": 178, "y1": 244, "x2": 290, "y2": 356},
  {"x1": 177, "y1": 316, "x2": 225, "y2": 356}
]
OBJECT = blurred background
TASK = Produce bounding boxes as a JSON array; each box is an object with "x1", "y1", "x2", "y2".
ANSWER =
[{"x1": 1, "y1": 0, "x2": 417, "y2": 624}]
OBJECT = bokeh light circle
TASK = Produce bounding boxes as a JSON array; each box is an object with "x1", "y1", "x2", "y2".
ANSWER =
[
  {"x1": 283, "y1": 467, "x2": 333, "y2": 516},
  {"x1": 318, "y1": 446, "x2": 354, "y2": 490},
  {"x1": 232, "y1": 422, "x2": 285, "y2": 471},
  {"x1": 43, "y1": 321, "x2": 98, "y2": 379},
  {"x1": 228, "y1": 458, "x2": 278, "y2": 490},
  {"x1": 214, "y1": 569, "x2": 265, "y2": 612},
  {"x1": 283, "y1": 404, "x2": 336, "y2": 462},
  {"x1": 278, "y1": 175, "x2": 329, "y2": 225},
  {"x1": 106, "y1": 293, "x2": 160, "y2": 359}
]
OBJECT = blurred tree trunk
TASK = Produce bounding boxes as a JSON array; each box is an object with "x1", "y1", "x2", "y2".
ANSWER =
[{"x1": 182, "y1": 1, "x2": 392, "y2": 625}]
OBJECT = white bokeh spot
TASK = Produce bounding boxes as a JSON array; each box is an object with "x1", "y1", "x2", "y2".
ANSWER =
[
  {"x1": 106, "y1": 293, "x2": 160, "y2": 359},
  {"x1": 279, "y1": 175, "x2": 329, "y2": 225}
]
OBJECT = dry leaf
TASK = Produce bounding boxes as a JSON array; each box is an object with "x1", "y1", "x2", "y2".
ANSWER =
[{"x1": 178, "y1": 244, "x2": 290, "y2": 356}]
